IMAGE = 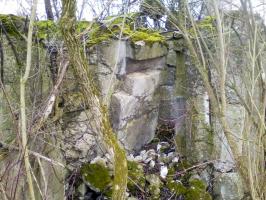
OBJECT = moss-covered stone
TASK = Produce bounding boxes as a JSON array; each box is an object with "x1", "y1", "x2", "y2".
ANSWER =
[
  {"x1": 125, "y1": 28, "x2": 165, "y2": 45},
  {"x1": 127, "y1": 161, "x2": 145, "y2": 193},
  {"x1": 189, "y1": 16, "x2": 216, "y2": 38},
  {"x1": 81, "y1": 163, "x2": 112, "y2": 194},
  {"x1": 166, "y1": 178, "x2": 212, "y2": 200},
  {"x1": 85, "y1": 13, "x2": 165, "y2": 47},
  {"x1": 184, "y1": 178, "x2": 212, "y2": 200},
  {"x1": 146, "y1": 174, "x2": 162, "y2": 200},
  {"x1": 0, "y1": 14, "x2": 25, "y2": 38},
  {"x1": 34, "y1": 20, "x2": 58, "y2": 40},
  {"x1": 166, "y1": 180, "x2": 186, "y2": 194}
]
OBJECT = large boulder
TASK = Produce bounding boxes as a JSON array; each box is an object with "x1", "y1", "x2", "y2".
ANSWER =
[
  {"x1": 213, "y1": 172, "x2": 245, "y2": 200},
  {"x1": 117, "y1": 110, "x2": 159, "y2": 150},
  {"x1": 111, "y1": 70, "x2": 163, "y2": 151}
]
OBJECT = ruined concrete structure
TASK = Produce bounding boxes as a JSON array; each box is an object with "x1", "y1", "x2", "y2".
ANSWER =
[
  {"x1": 61, "y1": 38, "x2": 245, "y2": 200},
  {"x1": 0, "y1": 15, "x2": 246, "y2": 199}
]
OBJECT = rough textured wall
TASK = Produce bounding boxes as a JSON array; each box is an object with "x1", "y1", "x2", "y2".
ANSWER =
[{"x1": 0, "y1": 15, "x2": 248, "y2": 199}]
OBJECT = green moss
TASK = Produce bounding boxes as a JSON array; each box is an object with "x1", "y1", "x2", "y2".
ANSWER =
[
  {"x1": 0, "y1": 14, "x2": 25, "y2": 38},
  {"x1": 63, "y1": 92, "x2": 85, "y2": 111},
  {"x1": 85, "y1": 13, "x2": 165, "y2": 47},
  {"x1": 146, "y1": 174, "x2": 162, "y2": 200},
  {"x1": 184, "y1": 179, "x2": 212, "y2": 200},
  {"x1": 166, "y1": 180, "x2": 186, "y2": 195},
  {"x1": 198, "y1": 16, "x2": 216, "y2": 30},
  {"x1": 34, "y1": 20, "x2": 58, "y2": 40},
  {"x1": 166, "y1": 178, "x2": 212, "y2": 200},
  {"x1": 128, "y1": 28, "x2": 165, "y2": 45},
  {"x1": 76, "y1": 21, "x2": 91, "y2": 33},
  {"x1": 185, "y1": 188, "x2": 212, "y2": 200},
  {"x1": 189, "y1": 179, "x2": 206, "y2": 190},
  {"x1": 81, "y1": 163, "x2": 112, "y2": 193},
  {"x1": 177, "y1": 160, "x2": 192, "y2": 171},
  {"x1": 127, "y1": 161, "x2": 145, "y2": 193},
  {"x1": 189, "y1": 16, "x2": 216, "y2": 37}
]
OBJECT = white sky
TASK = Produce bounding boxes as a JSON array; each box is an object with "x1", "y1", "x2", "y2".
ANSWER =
[{"x1": 0, "y1": 0, "x2": 265, "y2": 20}]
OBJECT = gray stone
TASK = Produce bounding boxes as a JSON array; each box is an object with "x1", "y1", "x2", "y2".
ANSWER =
[
  {"x1": 158, "y1": 86, "x2": 186, "y2": 123},
  {"x1": 161, "y1": 66, "x2": 176, "y2": 86},
  {"x1": 63, "y1": 111, "x2": 104, "y2": 166},
  {"x1": 186, "y1": 93, "x2": 213, "y2": 163},
  {"x1": 125, "y1": 57, "x2": 165, "y2": 74},
  {"x1": 122, "y1": 70, "x2": 162, "y2": 97},
  {"x1": 166, "y1": 50, "x2": 177, "y2": 66},
  {"x1": 99, "y1": 40, "x2": 127, "y2": 75},
  {"x1": 213, "y1": 172, "x2": 245, "y2": 200},
  {"x1": 117, "y1": 110, "x2": 159, "y2": 150},
  {"x1": 167, "y1": 39, "x2": 185, "y2": 52},
  {"x1": 111, "y1": 91, "x2": 140, "y2": 130},
  {"x1": 111, "y1": 90, "x2": 159, "y2": 130},
  {"x1": 213, "y1": 105, "x2": 245, "y2": 172},
  {"x1": 127, "y1": 41, "x2": 168, "y2": 60}
]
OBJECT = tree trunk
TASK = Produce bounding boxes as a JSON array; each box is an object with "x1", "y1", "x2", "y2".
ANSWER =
[
  {"x1": 20, "y1": 0, "x2": 38, "y2": 199},
  {"x1": 44, "y1": 0, "x2": 54, "y2": 20},
  {"x1": 59, "y1": 1, "x2": 128, "y2": 199}
]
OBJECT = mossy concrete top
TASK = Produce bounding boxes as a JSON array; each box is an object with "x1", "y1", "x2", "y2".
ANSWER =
[{"x1": 0, "y1": 13, "x2": 167, "y2": 47}]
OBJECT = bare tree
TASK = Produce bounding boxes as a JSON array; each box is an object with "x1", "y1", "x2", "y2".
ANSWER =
[
  {"x1": 44, "y1": 0, "x2": 54, "y2": 20},
  {"x1": 59, "y1": 0, "x2": 128, "y2": 199},
  {"x1": 20, "y1": 0, "x2": 38, "y2": 199}
]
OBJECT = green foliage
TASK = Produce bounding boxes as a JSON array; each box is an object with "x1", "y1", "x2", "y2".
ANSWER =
[
  {"x1": 146, "y1": 174, "x2": 162, "y2": 200},
  {"x1": 0, "y1": 13, "x2": 165, "y2": 47}
]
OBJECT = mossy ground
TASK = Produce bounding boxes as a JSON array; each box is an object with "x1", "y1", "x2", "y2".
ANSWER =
[
  {"x1": 127, "y1": 160, "x2": 146, "y2": 194},
  {"x1": 79, "y1": 157, "x2": 212, "y2": 200}
]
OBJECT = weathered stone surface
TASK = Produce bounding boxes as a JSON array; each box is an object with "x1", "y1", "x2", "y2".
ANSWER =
[
  {"x1": 186, "y1": 93, "x2": 213, "y2": 163},
  {"x1": 125, "y1": 57, "x2": 165, "y2": 74},
  {"x1": 161, "y1": 66, "x2": 176, "y2": 86},
  {"x1": 122, "y1": 70, "x2": 162, "y2": 97},
  {"x1": 166, "y1": 50, "x2": 177, "y2": 66},
  {"x1": 62, "y1": 111, "x2": 104, "y2": 167},
  {"x1": 117, "y1": 110, "x2": 159, "y2": 150},
  {"x1": 92, "y1": 41, "x2": 127, "y2": 97},
  {"x1": 127, "y1": 42, "x2": 168, "y2": 60},
  {"x1": 167, "y1": 39, "x2": 185, "y2": 52},
  {"x1": 111, "y1": 91, "x2": 140, "y2": 130},
  {"x1": 111, "y1": 68, "x2": 163, "y2": 150},
  {"x1": 213, "y1": 104, "x2": 245, "y2": 172},
  {"x1": 98, "y1": 40, "x2": 127, "y2": 75},
  {"x1": 213, "y1": 172, "x2": 245, "y2": 200},
  {"x1": 158, "y1": 86, "x2": 186, "y2": 122}
]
